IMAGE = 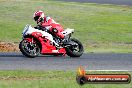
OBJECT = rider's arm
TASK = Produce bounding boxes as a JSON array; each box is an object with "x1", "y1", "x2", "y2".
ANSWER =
[{"x1": 41, "y1": 17, "x2": 52, "y2": 27}]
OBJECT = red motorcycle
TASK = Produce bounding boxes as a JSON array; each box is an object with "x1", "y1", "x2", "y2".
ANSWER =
[{"x1": 19, "y1": 24, "x2": 84, "y2": 58}]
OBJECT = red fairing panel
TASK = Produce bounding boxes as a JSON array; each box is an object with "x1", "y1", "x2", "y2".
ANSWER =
[{"x1": 31, "y1": 32, "x2": 66, "y2": 54}]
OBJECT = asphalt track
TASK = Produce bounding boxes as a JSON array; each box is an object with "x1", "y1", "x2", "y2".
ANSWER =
[
  {"x1": 0, "y1": 52, "x2": 132, "y2": 71},
  {"x1": 60, "y1": 0, "x2": 132, "y2": 6}
]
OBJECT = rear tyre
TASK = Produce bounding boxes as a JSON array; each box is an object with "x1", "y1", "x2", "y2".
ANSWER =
[
  {"x1": 66, "y1": 38, "x2": 84, "y2": 57},
  {"x1": 19, "y1": 38, "x2": 40, "y2": 58}
]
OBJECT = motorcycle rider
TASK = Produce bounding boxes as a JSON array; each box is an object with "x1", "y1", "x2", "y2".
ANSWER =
[{"x1": 33, "y1": 10, "x2": 65, "y2": 48}]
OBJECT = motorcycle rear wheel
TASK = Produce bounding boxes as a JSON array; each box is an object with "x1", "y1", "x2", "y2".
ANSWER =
[
  {"x1": 19, "y1": 38, "x2": 40, "y2": 58},
  {"x1": 66, "y1": 38, "x2": 84, "y2": 57}
]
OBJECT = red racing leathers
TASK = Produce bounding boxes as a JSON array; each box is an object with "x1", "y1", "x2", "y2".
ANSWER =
[{"x1": 40, "y1": 16, "x2": 65, "y2": 39}]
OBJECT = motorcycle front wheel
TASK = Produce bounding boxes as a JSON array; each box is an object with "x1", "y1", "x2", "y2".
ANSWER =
[
  {"x1": 66, "y1": 38, "x2": 84, "y2": 57},
  {"x1": 19, "y1": 38, "x2": 40, "y2": 58}
]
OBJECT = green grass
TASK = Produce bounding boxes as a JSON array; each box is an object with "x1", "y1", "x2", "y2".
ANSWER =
[
  {"x1": 0, "y1": 70, "x2": 131, "y2": 88},
  {"x1": 0, "y1": 0, "x2": 132, "y2": 53}
]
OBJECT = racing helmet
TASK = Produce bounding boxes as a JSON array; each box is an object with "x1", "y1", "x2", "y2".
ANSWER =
[{"x1": 33, "y1": 10, "x2": 44, "y2": 23}]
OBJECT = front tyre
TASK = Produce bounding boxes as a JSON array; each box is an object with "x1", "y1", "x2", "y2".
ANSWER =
[
  {"x1": 19, "y1": 38, "x2": 40, "y2": 58},
  {"x1": 66, "y1": 38, "x2": 84, "y2": 57}
]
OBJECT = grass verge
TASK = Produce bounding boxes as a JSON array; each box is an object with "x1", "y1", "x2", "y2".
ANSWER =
[{"x1": 0, "y1": 70, "x2": 131, "y2": 88}]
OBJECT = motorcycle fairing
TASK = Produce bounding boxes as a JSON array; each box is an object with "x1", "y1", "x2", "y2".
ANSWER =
[{"x1": 23, "y1": 25, "x2": 66, "y2": 54}]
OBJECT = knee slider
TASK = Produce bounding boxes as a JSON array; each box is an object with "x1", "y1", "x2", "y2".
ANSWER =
[{"x1": 52, "y1": 28, "x2": 58, "y2": 33}]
